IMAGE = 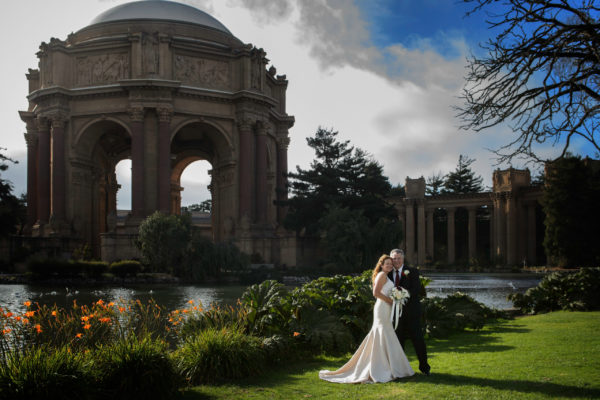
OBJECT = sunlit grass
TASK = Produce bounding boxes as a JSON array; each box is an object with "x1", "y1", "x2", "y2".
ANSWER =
[{"x1": 183, "y1": 311, "x2": 600, "y2": 400}]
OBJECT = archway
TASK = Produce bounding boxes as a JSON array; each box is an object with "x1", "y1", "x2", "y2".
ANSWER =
[{"x1": 115, "y1": 158, "x2": 132, "y2": 220}]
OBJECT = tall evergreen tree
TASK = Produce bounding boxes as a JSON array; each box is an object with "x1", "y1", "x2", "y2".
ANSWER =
[
  {"x1": 542, "y1": 155, "x2": 600, "y2": 267},
  {"x1": 0, "y1": 149, "x2": 26, "y2": 238},
  {"x1": 443, "y1": 155, "x2": 485, "y2": 194},
  {"x1": 283, "y1": 127, "x2": 402, "y2": 271},
  {"x1": 426, "y1": 172, "x2": 445, "y2": 196}
]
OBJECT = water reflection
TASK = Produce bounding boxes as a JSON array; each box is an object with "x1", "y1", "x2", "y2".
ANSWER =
[{"x1": 0, "y1": 273, "x2": 542, "y2": 312}]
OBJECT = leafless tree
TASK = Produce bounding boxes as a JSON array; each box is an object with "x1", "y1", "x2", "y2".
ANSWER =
[{"x1": 458, "y1": 0, "x2": 600, "y2": 163}]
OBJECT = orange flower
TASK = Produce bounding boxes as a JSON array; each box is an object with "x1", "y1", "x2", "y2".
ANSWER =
[
  {"x1": 99, "y1": 317, "x2": 111, "y2": 324},
  {"x1": 75, "y1": 333, "x2": 83, "y2": 339},
  {"x1": 24, "y1": 301, "x2": 31, "y2": 307},
  {"x1": 182, "y1": 309, "x2": 189, "y2": 314},
  {"x1": 34, "y1": 324, "x2": 42, "y2": 334},
  {"x1": 22, "y1": 318, "x2": 29, "y2": 325},
  {"x1": 83, "y1": 324, "x2": 91, "y2": 330},
  {"x1": 15, "y1": 316, "x2": 21, "y2": 322},
  {"x1": 118, "y1": 307, "x2": 125, "y2": 313},
  {"x1": 81, "y1": 316, "x2": 90, "y2": 322},
  {"x1": 188, "y1": 300, "x2": 194, "y2": 304},
  {"x1": 107, "y1": 302, "x2": 115, "y2": 307},
  {"x1": 25, "y1": 311, "x2": 35, "y2": 318},
  {"x1": 51, "y1": 310, "x2": 57, "y2": 317},
  {"x1": 293, "y1": 331, "x2": 301, "y2": 337},
  {"x1": 2, "y1": 328, "x2": 11, "y2": 335},
  {"x1": 5, "y1": 312, "x2": 12, "y2": 318},
  {"x1": 96, "y1": 299, "x2": 104, "y2": 306}
]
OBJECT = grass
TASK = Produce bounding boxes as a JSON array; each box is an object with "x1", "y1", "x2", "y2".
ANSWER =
[{"x1": 181, "y1": 311, "x2": 600, "y2": 399}]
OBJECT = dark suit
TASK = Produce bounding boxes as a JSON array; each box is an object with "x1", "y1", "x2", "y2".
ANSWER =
[{"x1": 388, "y1": 265, "x2": 430, "y2": 374}]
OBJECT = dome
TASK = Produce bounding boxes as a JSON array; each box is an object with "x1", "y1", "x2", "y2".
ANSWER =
[{"x1": 89, "y1": 0, "x2": 232, "y2": 35}]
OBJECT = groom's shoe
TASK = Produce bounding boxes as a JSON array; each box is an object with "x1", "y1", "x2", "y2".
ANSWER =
[{"x1": 419, "y1": 365, "x2": 431, "y2": 376}]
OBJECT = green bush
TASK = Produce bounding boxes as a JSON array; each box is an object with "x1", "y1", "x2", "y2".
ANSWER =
[
  {"x1": 109, "y1": 260, "x2": 142, "y2": 278},
  {"x1": 26, "y1": 259, "x2": 108, "y2": 279},
  {"x1": 79, "y1": 260, "x2": 109, "y2": 278},
  {"x1": 174, "y1": 327, "x2": 264, "y2": 384},
  {"x1": 509, "y1": 267, "x2": 600, "y2": 314},
  {"x1": 423, "y1": 292, "x2": 506, "y2": 338},
  {"x1": 137, "y1": 212, "x2": 190, "y2": 274},
  {"x1": 94, "y1": 335, "x2": 180, "y2": 400},
  {"x1": 0, "y1": 346, "x2": 92, "y2": 400},
  {"x1": 241, "y1": 280, "x2": 290, "y2": 337}
]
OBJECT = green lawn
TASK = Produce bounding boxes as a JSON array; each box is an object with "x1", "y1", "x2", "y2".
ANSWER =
[{"x1": 182, "y1": 311, "x2": 600, "y2": 399}]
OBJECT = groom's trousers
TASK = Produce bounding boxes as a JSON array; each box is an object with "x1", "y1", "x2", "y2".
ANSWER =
[{"x1": 396, "y1": 316, "x2": 429, "y2": 371}]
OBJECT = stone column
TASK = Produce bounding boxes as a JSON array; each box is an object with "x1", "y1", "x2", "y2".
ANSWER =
[
  {"x1": 527, "y1": 203, "x2": 537, "y2": 265},
  {"x1": 426, "y1": 209, "x2": 434, "y2": 262},
  {"x1": 50, "y1": 116, "x2": 66, "y2": 221},
  {"x1": 467, "y1": 206, "x2": 478, "y2": 261},
  {"x1": 506, "y1": 194, "x2": 517, "y2": 265},
  {"x1": 417, "y1": 200, "x2": 426, "y2": 265},
  {"x1": 237, "y1": 119, "x2": 253, "y2": 222},
  {"x1": 405, "y1": 200, "x2": 415, "y2": 263},
  {"x1": 276, "y1": 135, "x2": 290, "y2": 224},
  {"x1": 494, "y1": 194, "x2": 506, "y2": 264},
  {"x1": 157, "y1": 107, "x2": 172, "y2": 214},
  {"x1": 255, "y1": 123, "x2": 268, "y2": 224},
  {"x1": 24, "y1": 131, "x2": 38, "y2": 229},
  {"x1": 36, "y1": 117, "x2": 50, "y2": 225},
  {"x1": 447, "y1": 207, "x2": 456, "y2": 264},
  {"x1": 129, "y1": 107, "x2": 145, "y2": 218}
]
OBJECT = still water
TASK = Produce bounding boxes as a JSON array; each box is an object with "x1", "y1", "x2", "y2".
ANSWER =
[{"x1": 0, "y1": 273, "x2": 542, "y2": 313}]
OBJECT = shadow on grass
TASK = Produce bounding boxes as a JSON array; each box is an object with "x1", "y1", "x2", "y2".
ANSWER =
[{"x1": 417, "y1": 372, "x2": 600, "y2": 398}]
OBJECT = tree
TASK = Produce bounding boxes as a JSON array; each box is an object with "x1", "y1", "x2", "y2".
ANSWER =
[
  {"x1": 283, "y1": 127, "x2": 402, "y2": 271},
  {"x1": 458, "y1": 0, "x2": 600, "y2": 163},
  {"x1": 426, "y1": 172, "x2": 445, "y2": 196},
  {"x1": 137, "y1": 211, "x2": 191, "y2": 274},
  {"x1": 542, "y1": 155, "x2": 600, "y2": 267},
  {"x1": 443, "y1": 155, "x2": 485, "y2": 194},
  {"x1": 0, "y1": 149, "x2": 26, "y2": 238},
  {"x1": 181, "y1": 199, "x2": 212, "y2": 213}
]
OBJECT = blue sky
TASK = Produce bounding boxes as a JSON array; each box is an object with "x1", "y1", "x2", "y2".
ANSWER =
[{"x1": 0, "y1": 0, "x2": 596, "y2": 209}]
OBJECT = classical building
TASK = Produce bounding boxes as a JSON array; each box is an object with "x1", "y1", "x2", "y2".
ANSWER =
[
  {"x1": 391, "y1": 169, "x2": 544, "y2": 267},
  {"x1": 19, "y1": 1, "x2": 295, "y2": 263}
]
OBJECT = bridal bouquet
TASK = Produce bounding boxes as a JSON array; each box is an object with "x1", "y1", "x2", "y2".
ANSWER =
[{"x1": 390, "y1": 287, "x2": 410, "y2": 329}]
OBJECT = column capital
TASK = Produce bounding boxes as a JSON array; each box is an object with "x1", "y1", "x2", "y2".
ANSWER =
[
  {"x1": 276, "y1": 136, "x2": 290, "y2": 148},
  {"x1": 24, "y1": 132, "x2": 38, "y2": 147},
  {"x1": 236, "y1": 117, "x2": 254, "y2": 132},
  {"x1": 128, "y1": 107, "x2": 145, "y2": 122},
  {"x1": 49, "y1": 114, "x2": 67, "y2": 129},
  {"x1": 36, "y1": 116, "x2": 49, "y2": 131},
  {"x1": 157, "y1": 107, "x2": 173, "y2": 123}
]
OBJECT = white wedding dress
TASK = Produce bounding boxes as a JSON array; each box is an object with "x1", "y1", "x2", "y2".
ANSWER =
[{"x1": 319, "y1": 275, "x2": 414, "y2": 383}]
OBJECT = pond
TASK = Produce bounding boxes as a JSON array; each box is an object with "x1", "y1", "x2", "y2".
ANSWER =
[{"x1": 0, "y1": 273, "x2": 542, "y2": 313}]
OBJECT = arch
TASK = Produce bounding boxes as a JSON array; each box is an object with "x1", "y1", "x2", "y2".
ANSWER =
[
  {"x1": 73, "y1": 117, "x2": 132, "y2": 158},
  {"x1": 170, "y1": 118, "x2": 233, "y2": 161}
]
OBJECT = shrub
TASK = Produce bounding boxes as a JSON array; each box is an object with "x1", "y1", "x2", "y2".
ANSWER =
[
  {"x1": 78, "y1": 260, "x2": 109, "y2": 278},
  {"x1": 509, "y1": 267, "x2": 600, "y2": 314},
  {"x1": 0, "y1": 346, "x2": 92, "y2": 400},
  {"x1": 94, "y1": 335, "x2": 180, "y2": 400},
  {"x1": 174, "y1": 327, "x2": 264, "y2": 384},
  {"x1": 174, "y1": 302, "x2": 248, "y2": 340},
  {"x1": 109, "y1": 260, "x2": 142, "y2": 278},
  {"x1": 423, "y1": 292, "x2": 505, "y2": 338},
  {"x1": 137, "y1": 212, "x2": 190, "y2": 274},
  {"x1": 241, "y1": 280, "x2": 290, "y2": 336}
]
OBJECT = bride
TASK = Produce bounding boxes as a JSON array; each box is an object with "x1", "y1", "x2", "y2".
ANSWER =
[{"x1": 319, "y1": 255, "x2": 414, "y2": 383}]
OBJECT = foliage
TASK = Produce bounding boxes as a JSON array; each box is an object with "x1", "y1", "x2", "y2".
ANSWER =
[
  {"x1": 422, "y1": 292, "x2": 506, "y2": 338},
  {"x1": 173, "y1": 302, "x2": 248, "y2": 340},
  {"x1": 109, "y1": 260, "x2": 142, "y2": 277},
  {"x1": 183, "y1": 232, "x2": 249, "y2": 280},
  {"x1": 241, "y1": 280, "x2": 290, "y2": 337},
  {"x1": 181, "y1": 199, "x2": 212, "y2": 213},
  {"x1": 509, "y1": 267, "x2": 600, "y2": 314},
  {"x1": 26, "y1": 258, "x2": 108, "y2": 279},
  {"x1": 0, "y1": 149, "x2": 26, "y2": 238},
  {"x1": 174, "y1": 327, "x2": 264, "y2": 384},
  {"x1": 442, "y1": 155, "x2": 484, "y2": 194},
  {"x1": 283, "y1": 127, "x2": 402, "y2": 271},
  {"x1": 426, "y1": 172, "x2": 445, "y2": 196},
  {"x1": 542, "y1": 156, "x2": 600, "y2": 267},
  {"x1": 458, "y1": 0, "x2": 600, "y2": 163},
  {"x1": 94, "y1": 335, "x2": 180, "y2": 400},
  {"x1": 137, "y1": 211, "x2": 191, "y2": 274},
  {"x1": 0, "y1": 346, "x2": 92, "y2": 400}
]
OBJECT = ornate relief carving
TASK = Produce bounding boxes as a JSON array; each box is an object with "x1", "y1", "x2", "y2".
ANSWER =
[
  {"x1": 128, "y1": 107, "x2": 144, "y2": 122},
  {"x1": 173, "y1": 55, "x2": 229, "y2": 88},
  {"x1": 143, "y1": 32, "x2": 159, "y2": 76},
  {"x1": 76, "y1": 53, "x2": 129, "y2": 86},
  {"x1": 157, "y1": 107, "x2": 173, "y2": 123},
  {"x1": 24, "y1": 132, "x2": 38, "y2": 147}
]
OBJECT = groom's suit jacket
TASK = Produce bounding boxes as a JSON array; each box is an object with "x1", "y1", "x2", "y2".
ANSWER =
[{"x1": 388, "y1": 266, "x2": 422, "y2": 321}]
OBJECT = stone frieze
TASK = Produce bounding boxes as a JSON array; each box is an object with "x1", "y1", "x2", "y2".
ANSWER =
[
  {"x1": 174, "y1": 55, "x2": 229, "y2": 89},
  {"x1": 76, "y1": 53, "x2": 130, "y2": 86}
]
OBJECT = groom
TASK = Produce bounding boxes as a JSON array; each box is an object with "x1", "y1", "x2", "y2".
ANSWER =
[{"x1": 388, "y1": 248, "x2": 431, "y2": 375}]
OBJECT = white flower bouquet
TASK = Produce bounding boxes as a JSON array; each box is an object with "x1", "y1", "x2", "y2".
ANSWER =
[{"x1": 390, "y1": 287, "x2": 410, "y2": 329}]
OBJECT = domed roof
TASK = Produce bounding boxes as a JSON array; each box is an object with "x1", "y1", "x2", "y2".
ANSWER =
[{"x1": 89, "y1": 0, "x2": 231, "y2": 35}]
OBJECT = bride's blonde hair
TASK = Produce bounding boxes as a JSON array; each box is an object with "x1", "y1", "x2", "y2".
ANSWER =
[{"x1": 371, "y1": 254, "x2": 392, "y2": 284}]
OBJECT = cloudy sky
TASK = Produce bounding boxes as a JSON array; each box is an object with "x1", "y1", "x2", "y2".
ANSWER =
[{"x1": 0, "y1": 0, "x2": 596, "y2": 209}]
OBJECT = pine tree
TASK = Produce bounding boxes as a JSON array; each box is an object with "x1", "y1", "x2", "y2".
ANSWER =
[
  {"x1": 426, "y1": 172, "x2": 445, "y2": 196},
  {"x1": 443, "y1": 155, "x2": 484, "y2": 194},
  {"x1": 0, "y1": 149, "x2": 26, "y2": 237}
]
